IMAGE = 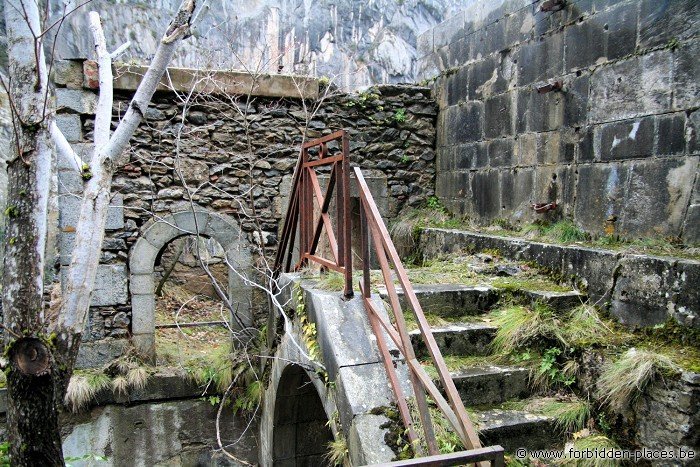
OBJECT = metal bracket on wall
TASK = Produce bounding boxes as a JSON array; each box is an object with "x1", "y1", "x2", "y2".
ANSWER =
[
  {"x1": 536, "y1": 80, "x2": 563, "y2": 94},
  {"x1": 540, "y1": 0, "x2": 566, "y2": 12}
]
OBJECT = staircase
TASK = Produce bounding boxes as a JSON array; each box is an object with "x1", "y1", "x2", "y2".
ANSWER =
[{"x1": 377, "y1": 265, "x2": 586, "y2": 454}]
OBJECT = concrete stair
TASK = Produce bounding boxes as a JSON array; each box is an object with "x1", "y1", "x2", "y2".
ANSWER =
[
  {"x1": 451, "y1": 365, "x2": 531, "y2": 406},
  {"x1": 410, "y1": 322, "x2": 497, "y2": 357},
  {"x1": 377, "y1": 284, "x2": 500, "y2": 318},
  {"x1": 395, "y1": 279, "x2": 585, "y2": 453},
  {"x1": 477, "y1": 409, "x2": 555, "y2": 452}
]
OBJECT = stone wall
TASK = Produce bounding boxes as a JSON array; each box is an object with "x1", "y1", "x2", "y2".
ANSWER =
[
  {"x1": 418, "y1": 0, "x2": 700, "y2": 243},
  {"x1": 52, "y1": 61, "x2": 437, "y2": 363}
]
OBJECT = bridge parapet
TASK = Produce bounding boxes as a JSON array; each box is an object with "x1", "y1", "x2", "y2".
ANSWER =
[{"x1": 260, "y1": 273, "x2": 412, "y2": 466}]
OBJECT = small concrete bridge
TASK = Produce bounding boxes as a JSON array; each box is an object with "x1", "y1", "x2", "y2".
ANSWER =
[{"x1": 258, "y1": 271, "x2": 583, "y2": 466}]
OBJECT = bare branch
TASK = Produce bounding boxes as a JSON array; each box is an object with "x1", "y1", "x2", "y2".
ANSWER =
[
  {"x1": 88, "y1": 11, "x2": 113, "y2": 153},
  {"x1": 50, "y1": 121, "x2": 82, "y2": 172},
  {"x1": 110, "y1": 41, "x2": 131, "y2": 60}
]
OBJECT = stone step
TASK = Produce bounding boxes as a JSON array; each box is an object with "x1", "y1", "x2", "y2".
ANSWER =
[
  {"x1": 377, "y1": 284, "x2": 500, "y2": 318},
  {"x1": 476, "y1": 409, "x2": 557, "y2": 452},
  {"x1": 451, "y1": 365, "x2": 531, "y2": 407},
  {"x1": 410, "y1": 322, "x2": 497, "y2": 358},
  {"x1": 524, "y1": 290, "x2": 586, "y2": 312}
]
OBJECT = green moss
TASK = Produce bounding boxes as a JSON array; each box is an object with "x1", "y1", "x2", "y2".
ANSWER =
[
  {"x1": 314, "y1": 271, "x2": 346, "y2": 291},
  {"x1": 491, "y1": 277, "x2": 571, "y2": 293}
]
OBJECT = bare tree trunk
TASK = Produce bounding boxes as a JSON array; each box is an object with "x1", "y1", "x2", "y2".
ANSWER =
[
  {"x1": 2, "y1": 1, "x2": 63, "y2": 463},
  {"x1": 2, "y1": 1, "x2": 197, "y2": 463}
]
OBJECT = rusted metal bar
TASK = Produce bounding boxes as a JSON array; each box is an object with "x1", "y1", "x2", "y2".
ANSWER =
[
  {"x1": 303, "y1": 254, "x2": 345, "y2": 273},
  {"x1": 341, "y1": 132, "x2": 353, "y2": 298},
  {"x1": 360, "y1": 205, "x2": 371, "y2": 299},
  {"x1": 367, "y1": 445, "x2": 505, "y2": 466},
  {"x1": 303, "y1": 154, "x2": 344, "y2": 168},
  {"x1": 276, "y1": 131, "x2": 352, "y2": 293},
  {"x1": 302, "y1": 129, "x2": 347, "y2": 148},
  {"x1": 360, "y1": 196, "x2": 438, "y2": 455},
  {"x1": 363, "y1": 298, "x2": 466, "y2": 442},
  {"x1": 361, "y1": 285, "x2": 422, "y2": 452},
  {"x1": 308, "y1": 169, "x2": 339, "y2": 261},
  {"x1": 308, "y1": 165, "x2": 339, "y2": 262}
]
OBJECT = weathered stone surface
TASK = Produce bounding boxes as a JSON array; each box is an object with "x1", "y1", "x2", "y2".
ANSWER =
[
  {"x1": 477, "y1": 409, "x2": 556, "y2": 452},
  {"x1": 598, "y1": 117, "x2": 654, "y2": 161},
  {"x1": 452, "y1": 365, "x2": 531, "y2": 406},
  {"x1": 55, "y1": 113, "x2": 83, "y2": 142},
  {"x1": 378, "y1": 283, "x2": 500, "y2": 318},
  {"x1": 638, "y1": 0, "x2": 699, "y2": 49},
  {"x1": 53, "y1": 59, "x2": 84, "y2": 88},
  {"x1": 589, "y1": 52, "x2": 672, "y2": 123},
  {"x1": 611, "y1": 255, "x2": 674, "y2": 328},
  {"x1": 60, "y1": 264, "x2": 128, "y2": 308},
  {"x1": 635, "y1": 372, "x2": 700, "y2": 459},
  {"x1": 61, "y1": 398, "x2": 258, "y2": 466},
  {"x1": 410, "y1": 322, "x2": 497, "y2": 358},
  {"x1": 419, "y1": 229, "x2": 699, "y2": 329},
  {"x1": 56, "y1": 88, "x2": 97, "y2": 114},
  {"x1": 348, "y1": 414, "x2": 395, "y2": 466},
  {"x1": 75, "y1": 338, "x2": 130, "y2": 369}
]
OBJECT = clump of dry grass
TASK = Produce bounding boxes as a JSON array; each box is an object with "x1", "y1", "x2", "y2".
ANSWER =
[
  {"x1": 111, "y1": 375, "x2": 129, "y2": 396},
  {"x1": 64, "y1": 372, "x2": 110, "y2": 413},
  {"x1": 596, "y1": 348, "x2": 680, "y2": 411},
  {"x1": 126, "y1": 366, "x2": 149, "y2": 391}
]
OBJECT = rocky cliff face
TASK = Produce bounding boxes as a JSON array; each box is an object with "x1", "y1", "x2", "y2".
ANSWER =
[{"x1": 48, "y1": 0, "x2": 471, "y2": 89}]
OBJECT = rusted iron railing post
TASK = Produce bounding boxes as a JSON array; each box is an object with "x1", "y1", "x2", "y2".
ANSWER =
[{"x1": 273, "y1": 130, "x2": 353, "y2": 297}]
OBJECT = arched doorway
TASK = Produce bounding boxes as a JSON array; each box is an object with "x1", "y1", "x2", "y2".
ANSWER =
[
  {"x1": 273, "y1": 365, "x2": 334, "y2": 466},
  {"x1": 128, "y1": 209, "x2": 252, "y2": 360}
]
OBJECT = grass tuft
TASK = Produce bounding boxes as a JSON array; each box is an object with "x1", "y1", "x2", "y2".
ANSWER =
[
  {"x1": 530, "y1": 398, "x2": 591, "y2": 433},
  {"x1": 491, "y1": 304, "x2": 564, "y2": 354},
  {"x1": 186, "y1": 346, "x2": 234, "y2": 393},
  {"x1": 325, "y1": 436, "x2": 348, "y2": 466},
  {"x1": 560, "y1": 305, "x2": 613, "y2": 347},
  {"x1": 234, "y1": 379, "x2": 264, "y2": 413},
  {"x1": 316, "y1": 271, "x2": 346, "y2": 291},
  {"x1": 561, "y1": 434, "x2": 619, "y2": 467},
  {"x1": 65, "y1": 372, "x2": 109, "y2": 413},
  {"x1": 112, "y1": 375, "x2": 129, "y2": 396},
  {"x1": 596, "y1": 348, "x2": 680, "y2": 412},
  {"x1": 126, "y1": 367, "x2": 149, "y2": 391}
]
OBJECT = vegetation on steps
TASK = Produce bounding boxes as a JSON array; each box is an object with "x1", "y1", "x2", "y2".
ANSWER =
[{"x1": 391, "y1": 205, "x2": 699, "y2": 260}]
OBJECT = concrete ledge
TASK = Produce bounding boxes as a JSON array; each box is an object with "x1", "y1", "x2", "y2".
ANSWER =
[
  {"x1": 0, "y1": 368, "x2": 209, "y2": 416},
  {"x1": 55, "y1": 59, "x2": 320, "y2": 99},
  {"x1": 88, "y1": 61, "x2": 319, "y2": 99},
  {"x1": 420, "y1": 228, "x2": 700, "y2": 329}
]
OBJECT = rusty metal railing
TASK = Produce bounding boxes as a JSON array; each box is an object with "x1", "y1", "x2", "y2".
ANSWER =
[
  {"x1": 273, "y1": 130, "x2": 353, "y2": 297},
  {"x1": 275, "y1": 132, "x2": 502, "y2": 466},
  {"x1": 355, "y1": 167, "x2": 486, "y2": 461},
  {"x1": 368, "y1": 446, "x2": 505, "y2": 466}
]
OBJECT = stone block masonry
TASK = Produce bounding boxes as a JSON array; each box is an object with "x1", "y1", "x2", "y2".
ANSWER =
[
  {"x1": 419, "y1": 0, "x2": 700, "y2": 243},
  {"x1": 52, "y1": 62, "x2": 437, "y2": 366}
]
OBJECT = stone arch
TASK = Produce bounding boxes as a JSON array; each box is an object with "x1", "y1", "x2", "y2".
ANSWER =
[
  {"x1": 128, "y1": 208, "x2": 252, "y2": 360},
  {"x1": 272, "y1": 364, "x2": 333, "y2": 466}
]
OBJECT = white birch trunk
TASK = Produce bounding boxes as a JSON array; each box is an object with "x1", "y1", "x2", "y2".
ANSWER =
[{"x1": 2, "y1": 0, "x2": 198, "y2": 463}]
